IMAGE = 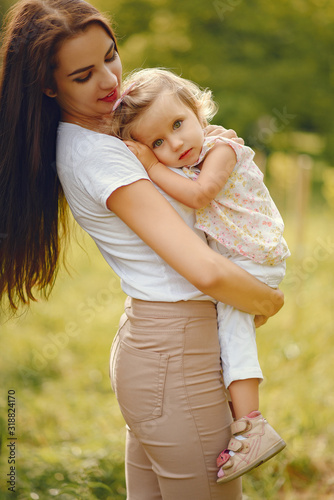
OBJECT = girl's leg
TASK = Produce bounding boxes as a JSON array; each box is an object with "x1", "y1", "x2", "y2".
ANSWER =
[
  {"x1": 216, "y1": 256, "x2": 287, "y2": 419},
  {"x1": 216, "y1": 301, "x2": 263, "y2": 399},
  {"x1": 229, "y1": 378, "x2": 259, "y2": 420},
  {"x1": 216, "y1": 303, "x2": 285, "y2": 484}
]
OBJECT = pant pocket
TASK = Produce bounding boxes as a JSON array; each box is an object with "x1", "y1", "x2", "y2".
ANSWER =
[{"x1": 112, "y1": 340, "x2": 169, "y2": 424}]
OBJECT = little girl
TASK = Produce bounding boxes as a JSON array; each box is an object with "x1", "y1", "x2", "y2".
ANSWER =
[{"x1": 111, "y1": 68, "x2": 290, "y2": 483}]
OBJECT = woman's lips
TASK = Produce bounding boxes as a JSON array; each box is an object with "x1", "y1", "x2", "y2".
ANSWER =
[
  {"x1": 179, "y1": 148, "x2": 192, "y2": 160},
  {"x1": 99, "y1": 89, "x2": 118, "y2": 103}
]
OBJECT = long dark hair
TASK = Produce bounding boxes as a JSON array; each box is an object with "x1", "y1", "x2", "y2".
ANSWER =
[{"x1": 0, "y1": 0, "x2": 117, "y2": 312}]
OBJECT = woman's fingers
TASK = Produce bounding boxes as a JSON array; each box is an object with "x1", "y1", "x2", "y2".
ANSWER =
[
  {"x1": 124, "y1": 140, "x2": 139, "y2": 156},
  {"x1": 254, "y1": 315, "x2": 269, "y2": 328},
  {"x1": 205, "y1": 126, "x2": 245, "y2": 145}
]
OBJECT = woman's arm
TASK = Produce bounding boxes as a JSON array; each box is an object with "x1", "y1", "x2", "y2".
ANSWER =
[
  {"x1": 107, "y1": 179, "x2": 283, "y2": 317},
  {"x1": 125, "y1": 141, "x2": 236, "y2": 209}
]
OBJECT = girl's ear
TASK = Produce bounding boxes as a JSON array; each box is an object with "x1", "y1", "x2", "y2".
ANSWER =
[{"x1": 43, "y1": 88, "x2": 57, "y2": 98}]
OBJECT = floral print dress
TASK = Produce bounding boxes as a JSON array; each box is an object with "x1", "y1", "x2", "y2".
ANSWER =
[{"x1": 182, "y1": 137, "x2": 290, "y2": 266}]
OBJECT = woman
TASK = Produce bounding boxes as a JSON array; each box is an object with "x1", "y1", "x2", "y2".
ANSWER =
[{"x1": 0, "y1": 1, "x2": 284, "y2": 499}]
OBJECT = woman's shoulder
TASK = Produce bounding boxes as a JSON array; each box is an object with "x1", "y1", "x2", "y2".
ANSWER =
[
  {"x1": 57, "y1": 122, "x2": 128, "y2": 155},
  {"x1": 56, "y1": 122, "x2": 148, "y2": 198},
  {"x1": 57, "y1": 122, "x2": 142, "y2": 173}
]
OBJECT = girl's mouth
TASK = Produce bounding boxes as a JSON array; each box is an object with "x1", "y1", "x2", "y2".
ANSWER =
[
  {"x1": 99, "y1": 89, "x2": 118, "y2": 103},
  {"x1": 179, "y1": 148, "x2": 192, "y2": 160}
]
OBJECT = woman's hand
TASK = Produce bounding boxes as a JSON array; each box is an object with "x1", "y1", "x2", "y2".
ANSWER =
[
  {"x1": 254, "y1": 315, "x2": 269, "y2": 328},
  {"x1": 124, "y1": 140, "x2": 159, "y2": 173},
  {"x1": 254, "y1": 287, "x2": 284, "y2": 323},
  {"x1": 205, "y1": 125, "x2": 245, "y2": 146}
]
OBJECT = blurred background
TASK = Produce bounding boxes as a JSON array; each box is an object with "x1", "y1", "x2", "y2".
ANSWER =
[{"x1": 0, "y1": 0, "x2": 333, "y2": 498}]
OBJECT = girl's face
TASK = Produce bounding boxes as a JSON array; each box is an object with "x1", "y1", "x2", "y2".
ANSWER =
[
  {"x1": 47, "y1": 24, "x2": 122, "y2": 127},
  {"x1": 131, "y1": 93, "x2": 205, "y2": 168}
]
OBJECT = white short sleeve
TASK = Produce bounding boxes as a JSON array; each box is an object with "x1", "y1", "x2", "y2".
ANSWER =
[
  {"x1": 56, "y1": 122, "x2": 213, "y2": 303},
  {"x1": 57, "y1": 122, "x2": 149, "y2": 209}
]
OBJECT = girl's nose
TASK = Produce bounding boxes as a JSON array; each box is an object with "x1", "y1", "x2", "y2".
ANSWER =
[{"x1": 169, "y1": 136, "x2": 183, "y2": 151}]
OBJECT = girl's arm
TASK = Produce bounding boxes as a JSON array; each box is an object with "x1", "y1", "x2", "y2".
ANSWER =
[
  {"x1": 125, "y1": 141, "x2": 236, "y2": 209},
  {"x1": 107, "y1": 179, "x2": 283, "y2": 317}
]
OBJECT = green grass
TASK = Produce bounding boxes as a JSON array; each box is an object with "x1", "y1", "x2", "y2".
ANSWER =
[{"x1": 1, "y1": 208, "x2": 333, "y2": 499}]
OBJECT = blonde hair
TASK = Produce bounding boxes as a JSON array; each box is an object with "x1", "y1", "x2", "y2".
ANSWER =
[{"x1": 111, "y1": 68, "x2": 217, "y2": 140}]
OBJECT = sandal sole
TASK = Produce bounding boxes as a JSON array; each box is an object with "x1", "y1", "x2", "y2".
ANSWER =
[{"x1": 217, "y1": 438, "x2": 286, "y2": 484}]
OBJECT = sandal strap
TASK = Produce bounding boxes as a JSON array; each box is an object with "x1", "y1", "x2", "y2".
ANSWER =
[
  {"x1": 216, "y1": 450, "x2": 230, "y2": 468},
  {"x1": 231, "y1": 418, "x2": 252, "y2": 435},
  {"x1": 227, "y1": 437, "x2": 250, "y2": 454},
  {"x1": 221, "y1": 456, "x2": 234, "y2": 470},
  {"x1": 227, "y1": 437, "x2": 243, "y2": 452}
]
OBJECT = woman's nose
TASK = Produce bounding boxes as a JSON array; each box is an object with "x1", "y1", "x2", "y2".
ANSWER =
[{"x1": 100, "y1": 66, "x2": 118, "y2": 89}]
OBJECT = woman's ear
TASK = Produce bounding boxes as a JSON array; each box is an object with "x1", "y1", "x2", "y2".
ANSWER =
[{"x1": 43, "y1": 88, "x2": 57, "y2": 98}]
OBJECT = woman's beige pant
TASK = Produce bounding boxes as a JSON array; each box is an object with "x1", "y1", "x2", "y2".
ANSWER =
[{"x1": 110, "y1": 298, "x2": 242, "y2": 500}]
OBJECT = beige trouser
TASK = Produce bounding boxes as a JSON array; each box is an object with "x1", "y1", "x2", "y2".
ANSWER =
[{"x1": 110, "y1": 298, "x2": 242, "y2": 500}]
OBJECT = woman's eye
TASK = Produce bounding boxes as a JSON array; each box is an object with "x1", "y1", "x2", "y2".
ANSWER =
[
  {"x1": 173, "y1": 120, "x2": 182, "y2": 129},
  {"x1": 153, "y1": 139, "x2": 164, "y2": 148},
  {"x1": 74, "y1": 73, "x2": 92, "y2": 84},
  {"x1": 105, "y1": 51, "x2": 117, "y2": 63}
]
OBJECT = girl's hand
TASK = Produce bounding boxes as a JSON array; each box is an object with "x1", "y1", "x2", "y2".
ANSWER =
[
  {"x1": 205, "y1": 125, "x2": 245, "y2": 146},
  {"x1": 124, "y1": 140, "x2": 159, "y2": 172}
]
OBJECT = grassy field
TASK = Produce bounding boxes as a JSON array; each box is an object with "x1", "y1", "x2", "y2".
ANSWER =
[{"x1": 0, "y1": 207, "x2": 333, "y2": 500}]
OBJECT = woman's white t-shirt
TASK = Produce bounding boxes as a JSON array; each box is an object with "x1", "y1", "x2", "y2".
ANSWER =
[{"x1": 56, "y1": 122, "x2": 212, "y2": 302}]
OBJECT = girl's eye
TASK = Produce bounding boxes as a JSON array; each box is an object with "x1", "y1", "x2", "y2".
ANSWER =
[
  {"x1": 74, "y1": 73, "x2": 92, "y2": 84},
  {"x1": 153, "y1": 139, "x2": 164, "y2": 148},
  {"x1": 173, "y1": 120, "x2": 182, "y2": 129}
]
